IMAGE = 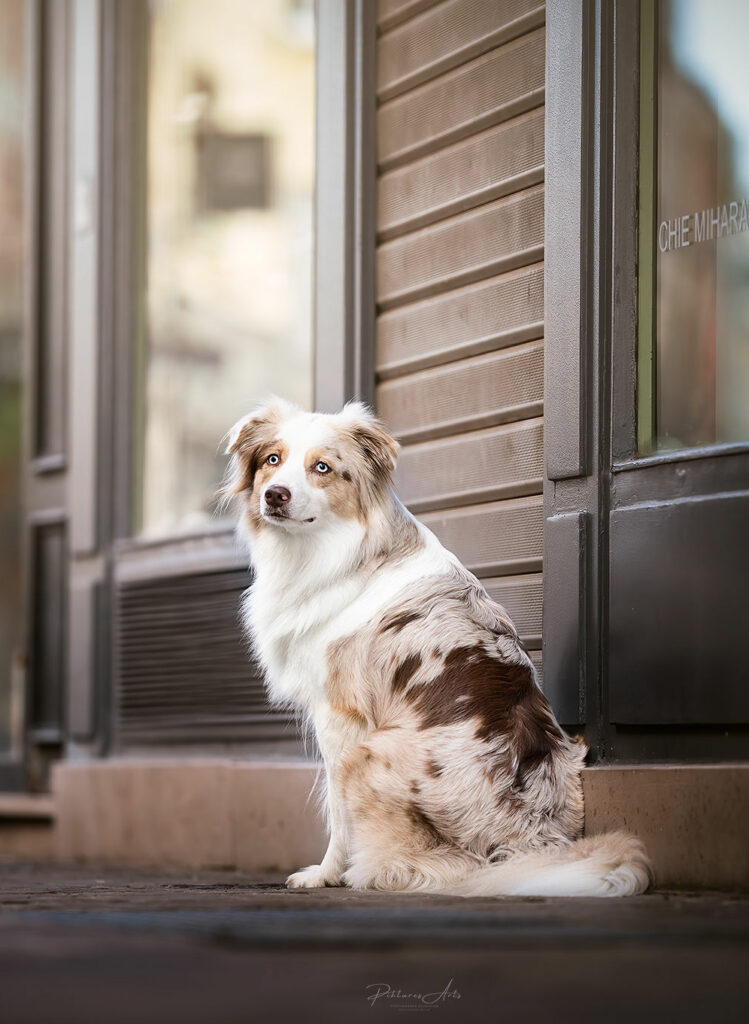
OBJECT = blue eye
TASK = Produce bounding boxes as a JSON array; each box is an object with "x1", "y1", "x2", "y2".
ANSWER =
[
  {"x1": 315, "y1": 461, "x2": 330, "y2": 474},
  {"x1": 267, "y1": 454, "x2": 279, "y2": 465}
]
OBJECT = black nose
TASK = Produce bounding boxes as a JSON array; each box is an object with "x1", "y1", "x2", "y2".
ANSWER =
[{"x1": 265, "y1": 486, "x2": 291, "y2": 508}]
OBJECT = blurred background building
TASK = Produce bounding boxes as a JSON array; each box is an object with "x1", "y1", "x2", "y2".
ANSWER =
[{"x1": 0, "y1": 0, "x2": 746, "y2": 888}]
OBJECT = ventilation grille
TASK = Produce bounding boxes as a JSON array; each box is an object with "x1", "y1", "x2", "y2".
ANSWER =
[{"x1": 115, "y1": 569, "x2": 295, "y2": 745}]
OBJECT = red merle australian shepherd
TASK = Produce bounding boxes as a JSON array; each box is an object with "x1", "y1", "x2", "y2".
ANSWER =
[{"x1": 225, "y1": 398, "x2": 652, "y2": 896}]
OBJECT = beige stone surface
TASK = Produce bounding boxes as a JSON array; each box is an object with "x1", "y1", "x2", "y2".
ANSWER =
[
  {"x1": 53, "y1": 759, "x2": 325, "y2": 872},
  {"x1": 49, "y1": 759, "x2": 749, "y2": 887},
  {"x1": 583, "y1": 764, "x2": 749, "y2": 890},
  {"x1": 230, "y1": 762, "x2": 326, "y2": 871}
]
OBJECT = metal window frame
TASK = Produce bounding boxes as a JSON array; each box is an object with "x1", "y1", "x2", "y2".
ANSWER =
[
  {"x1": 100, "y1": 0, "x2": 377, "y2": 551},
  {"x1": 103, "y1": 0, "x2": 376, "y2": 558},
  {"x1": 107, "y1": 0, "x2": 377, "y2": 553},
  {"x1": 0, "y1": 0, "x2": 77, "y2": 791},
  {"x1": 607, "y1": 0, "x2": 749, "y2": 755},
  {"x1": 545, "y1": 0, "x2": 749, "y2": 761},
  {"x1": 543, "y1": 0, "x2": 602, "y2": 733},
  {"x1": 635, "y1": 0, "x2": 657, "y2": 455},
  {"x1": 98, "y1": 0, "x2": 376, "y2": 752},
  {"x1": 313, "y1": 0, "x2": 377, "y2": 412},
  {"x1": 2, "y1": 0, "x2": 376, "y2": 781}
]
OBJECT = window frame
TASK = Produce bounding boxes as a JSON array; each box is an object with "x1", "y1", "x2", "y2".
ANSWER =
[
  {"x1": 617, "y1": 0, "x2": 749, "y2": 467},
  {"x1": 544, "y1": 0, "x2": 749, "y2": 761},
  {"x1": 100, "y1": 0, "x2": 376, "y2": 753}
]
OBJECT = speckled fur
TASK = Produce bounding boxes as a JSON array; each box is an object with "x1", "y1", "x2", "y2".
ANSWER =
[{"x1": 226, "y1": 400, "x2": 652, "y2": 897}]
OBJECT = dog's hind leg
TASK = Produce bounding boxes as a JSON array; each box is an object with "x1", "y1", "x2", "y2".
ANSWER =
[
  {"x1": 344, "y1": 822, "x2": 479, "y2": 893},
  {"x1": 340, "y1": 737, "x2": 479, "y2": 892}
]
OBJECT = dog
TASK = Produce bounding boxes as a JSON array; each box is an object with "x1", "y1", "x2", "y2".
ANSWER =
[{"x1": 225, "y1": 398, "x2": 652, "y2": 896}]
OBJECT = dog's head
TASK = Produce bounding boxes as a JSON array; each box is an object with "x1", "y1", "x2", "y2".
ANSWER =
[{"x1": 224, "y1": 398, "x2": 399, "y2": 534}]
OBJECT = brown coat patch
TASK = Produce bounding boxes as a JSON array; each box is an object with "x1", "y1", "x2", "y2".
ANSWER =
[
  {"x1": 331, "y1": 412, "x2": 401, "y2": 523},
  {"x1": 306, "y1": 448, "x2": 363, "y2": 521},
  {"x1": 380, "y1": 610, "x2": 424, "y2": 634},
  {"x1": 406, "y1": 646, "x2": 563, "y2": 787},
  {"x1": 345, "y1": 417, "x2": 399, "y2": 491},
  {"x1": 406, "y1": 802, "x2": 445, "y2": 849},
  {"x1": 391, "y1": 653, "x2": 423, "y2": 694},
  {"x1": 330, "y1": 704, "x2": 368, "y2": 729},
  {"x1": 245, "y1": 441, "x2": 289, "y2": 530},
  {"x1": 226, "y1": 401, "x2": 291, "y2": 496}
]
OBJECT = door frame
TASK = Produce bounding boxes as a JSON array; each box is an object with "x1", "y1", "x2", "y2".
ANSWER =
[
  {"x1": 1, "y1": 0, "x2": 75, "y2": 791},
  {"x1": 543, "y1": 0, "x2": 749, "y2": 762}
]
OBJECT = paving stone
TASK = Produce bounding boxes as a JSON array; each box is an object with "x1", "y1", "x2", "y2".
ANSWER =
[{"x1": 0, "y1": 862, "x2": 747, "y2": 1023}]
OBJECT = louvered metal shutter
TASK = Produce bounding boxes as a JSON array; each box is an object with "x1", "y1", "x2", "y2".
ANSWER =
[
  {"x1": 375, "y1": 0, "x2": 546, "y2": 680},
  {"x1": 114, "y1": 567, "x2": 295, "y2": 746}
]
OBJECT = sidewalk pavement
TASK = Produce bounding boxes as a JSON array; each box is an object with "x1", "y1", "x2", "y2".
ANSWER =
[{"x1": 0, "y1": 861, "x2": 747, "y2": 1023}]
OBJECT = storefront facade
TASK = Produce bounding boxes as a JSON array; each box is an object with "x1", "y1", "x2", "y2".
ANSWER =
[{"x1": 0, "y1": 0, "x2": 746, "y2": 883}]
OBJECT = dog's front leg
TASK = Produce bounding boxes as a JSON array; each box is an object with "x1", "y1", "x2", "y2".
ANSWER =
[
  {"x1": 286, "y1": 708, "x2": 364, "y2": 889},
  {"x1": 285, "y1": 773, "x2": 347, "y2": 888}
]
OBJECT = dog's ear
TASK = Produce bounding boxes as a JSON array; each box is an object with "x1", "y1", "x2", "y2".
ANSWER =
[
  {"x1": 223, "y1": 397, "x2": 294, "y2": 495},
  {"x1": 339, "y1": 402, "x2": 399, "y2": 486}
]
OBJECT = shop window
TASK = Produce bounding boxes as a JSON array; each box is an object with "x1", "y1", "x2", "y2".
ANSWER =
[
  {"x1": 638, "y1": 0, "x2": 749, "y2": 452},
  {"x1": 138, "y1": 0, "x2": 315, "y2": 537}
]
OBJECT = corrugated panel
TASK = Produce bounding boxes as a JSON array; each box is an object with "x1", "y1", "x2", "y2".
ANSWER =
[
  {"x1": 396, "y1": 418, "x2": 543, "y2": 513},
  {"x1": 378, "y1": 184, "x2": 543, "y2": 310},
  {"x1": 482, "y1": 573, "x2": 542, "y2": 648},
  {"x1": 377, "y1": 27, "x2": 545, "y2": 170},
  {"x1": 376, "y1": 263, "x2": 544, "y2": 379},
  {"x1": 378, "y1": 0, "x2": 444, "y2": 34},
  {"x1": 376, "y1": 2, "x2": 547, "y2": 694},
  {"x1": 419, "y1": 496, "x2": 543, "y2": 576},
  {"x1": 377, "y1": 340, "x2": 543, "y2": 443},
  {"x1": 378, "y1": 107, "x2": 544, "y2": 240},
  {"x1": 378, "y1": 0, "x2": 544, "y2": 101},
  {"x1": 115, "y1": 569, "x2": 294, "y2": 745}
]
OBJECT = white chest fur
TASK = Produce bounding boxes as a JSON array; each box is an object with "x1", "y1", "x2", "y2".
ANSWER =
[{"x1": 243, "y1": 519, "x2": 451, "y2": 711}]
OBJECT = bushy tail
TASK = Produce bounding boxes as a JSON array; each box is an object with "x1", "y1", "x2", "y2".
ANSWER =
[{"x1": 446, "y1": 832, "x2": 653, "y2": 898}]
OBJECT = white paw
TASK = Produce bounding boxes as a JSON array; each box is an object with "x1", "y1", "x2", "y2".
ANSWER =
[{"x1": 285, "y1": 864, "x2": 339, "y2": 889}]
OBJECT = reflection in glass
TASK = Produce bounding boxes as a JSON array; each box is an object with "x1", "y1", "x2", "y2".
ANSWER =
[
  {"x1": 0, "y1": 1, "x2": 26, "y2": 757},
  {"x1": 645, "y1": 0, "x2": 749, "y2": 450},
  {"x1": 140, "y1": 0, "x2": 315, "y2": 536}
]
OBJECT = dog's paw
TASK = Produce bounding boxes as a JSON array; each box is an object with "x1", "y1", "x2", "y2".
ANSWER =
[{"x1": 285, "y1": 864, "x2": 339, "y2": 889}]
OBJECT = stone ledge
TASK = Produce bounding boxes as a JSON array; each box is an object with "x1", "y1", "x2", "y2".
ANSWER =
[
  {"x1": 0, "y1": 794, "x2": 55, "y2": 820},
  {"x1": 583, "y1": 764, "x2": 749, "y2": 891},
  {"x1": 52, "y1": 759, "x2": 326, "y2": 873},
  {"x1": 0, "y1": 794, "x2": 57, "y2": 861},
  {"x1": 31, "y1": 759, "x2": 749, "y2": 890}
]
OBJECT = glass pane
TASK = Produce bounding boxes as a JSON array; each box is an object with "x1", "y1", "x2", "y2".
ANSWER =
[
  {"x1": 140, "y1": 0, "x2": 315, "y2": 536},
  {"x1": 642, "y1": 0, "x2": 749, "y2": 451},
  {"x1": 0, "y1": 0, "x2": 26, "y2": 758}
]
